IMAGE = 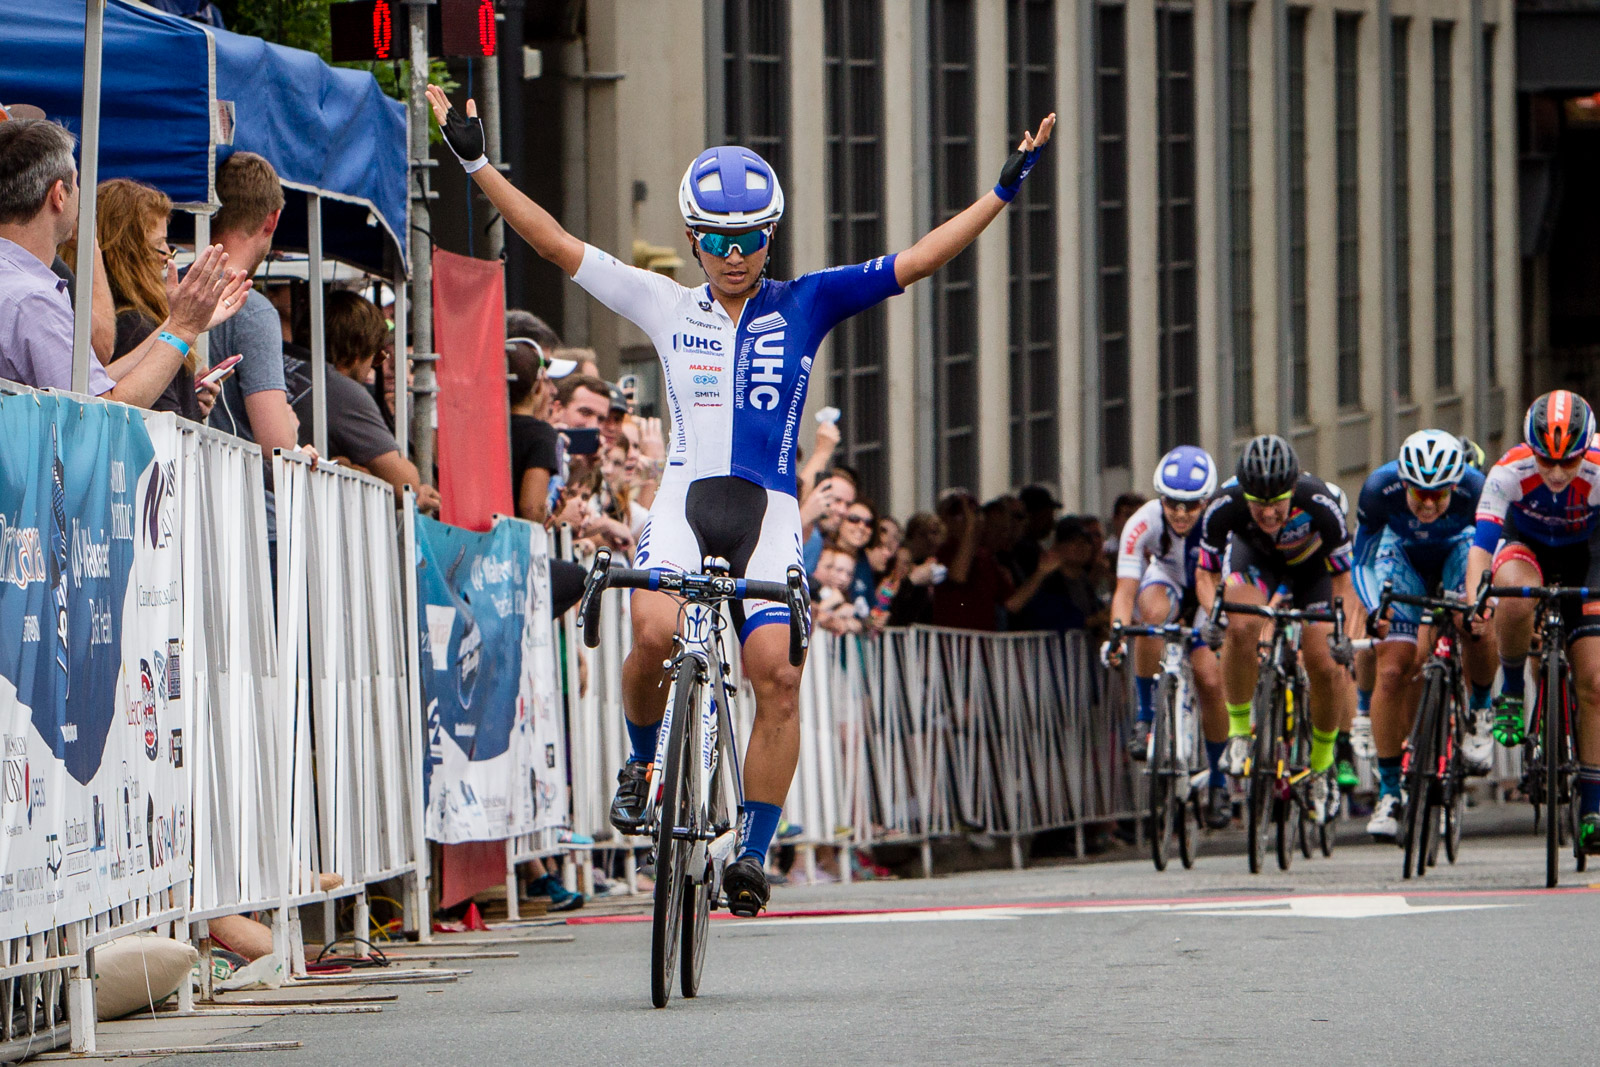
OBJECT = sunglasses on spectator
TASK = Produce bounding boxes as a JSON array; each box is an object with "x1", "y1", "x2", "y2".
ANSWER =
[
  {"x1": 1534, "y1": 454, "x2": 1585, "y2": 471},
  {"x1": 693, "y1": 228, "x2": 770, "y2": 258},
  {"x1": 1243, "y1": 490, "x2": 1293, "y2": 505},
  {"x1": 151, "y1": 242, "x2": 177, "y2": 263},
  {"x1": 1404, "y1": 485, "x2": 1451, "y2": 503},
  {"x1": 842, "y1": 514, "x2": 872, "y2": 525},
  {"x1": 1160, "y1": 498, "x2": 1206, "y2": 513}
]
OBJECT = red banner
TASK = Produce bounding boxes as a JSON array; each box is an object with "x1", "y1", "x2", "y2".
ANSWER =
[{"x1": 433, "y1": 249, "x2": 511, "y2": 531}]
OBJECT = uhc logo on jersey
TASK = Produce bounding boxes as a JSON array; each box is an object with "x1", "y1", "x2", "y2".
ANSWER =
[
  {"x1": 748, "y1": 312, "x2": 786, "y2": 334},
  {"x1": 674, "y1": 334, "x2": 722, "y2": 354},
  {"x1": 740, "y1": 313, "x2": 787, "y2": 411}
]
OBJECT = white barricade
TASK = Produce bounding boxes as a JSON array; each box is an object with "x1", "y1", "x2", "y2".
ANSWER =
[
  {"x1": 274, "y1": 453, "x2": 423, "y2": 966},
  {"x1": 183, "y1": 427, "x2": 284, "y2": 926}
]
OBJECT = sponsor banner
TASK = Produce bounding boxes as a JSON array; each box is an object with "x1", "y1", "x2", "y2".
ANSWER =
[
  {"x1": 433, "y1": 249, "x2": 511, "y2": 532},
  {"x1": 0, "y1": 397, "x2": 188, "y2": 936},
  {"x1": 414, "y1": 512, "x2": 565, "y2": 843}
]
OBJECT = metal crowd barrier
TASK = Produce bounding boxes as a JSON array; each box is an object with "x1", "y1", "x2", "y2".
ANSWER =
[{"x1": 274, "y1": 452, "x2": 426, "y2": 972}]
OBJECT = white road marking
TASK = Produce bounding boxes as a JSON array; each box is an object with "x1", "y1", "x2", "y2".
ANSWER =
[{"x1": 735, "y1": 894, "x2": 1513, "y2": 928}]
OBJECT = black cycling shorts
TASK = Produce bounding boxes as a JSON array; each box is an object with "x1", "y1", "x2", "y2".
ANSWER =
[
  {"x1": 1221, "y1": 536, "x2": 1335, "y2": 614},
  {"x1": 1493, "y1": 524, "x2": 1600, "y2": 640}
]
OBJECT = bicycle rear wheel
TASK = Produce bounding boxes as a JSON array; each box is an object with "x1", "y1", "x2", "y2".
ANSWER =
[{"x1": 651, "y1": 674, "x2": 697, "y2": 1008}]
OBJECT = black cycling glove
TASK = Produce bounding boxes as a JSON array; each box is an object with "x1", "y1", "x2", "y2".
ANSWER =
[
  {"x1": 993, "y1": 144, "x2": 1043, "y2": 202},
  {"x1": 440, "y1": 104, "x2": 489, "y2": 173}
]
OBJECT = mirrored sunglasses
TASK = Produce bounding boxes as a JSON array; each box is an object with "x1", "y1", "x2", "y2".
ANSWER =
[{"x1": 693, "y1": 227, "x2": 770, "y2": 258}]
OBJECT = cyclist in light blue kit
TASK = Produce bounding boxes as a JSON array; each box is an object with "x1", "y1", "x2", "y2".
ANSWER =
[
  {"x1": 1351, "y1": 430, "x2": 1497, "y2": 841},
  {"x1": 428, "y1": 84, "x2": 1054, "y2": 915}
]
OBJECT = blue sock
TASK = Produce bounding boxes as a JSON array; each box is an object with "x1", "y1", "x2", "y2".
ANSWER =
[
  {"x1": 1205, "y1": 739, "x2": 1227, "y2": 788},
  {"x1": 1500, "y1": 659, "x2": 1525, "y2": 698},
  {"x1": 1470, "y1": 683, "x2": 1493, "y2": 710},
  {"x1": 1134, "y1": 676, "x2": 1157, "y2": 724},
  {"x1": 1579, "y1": 766, "x2": 1600, "y2": 818},
  {"x1": 626, "y1": 718, "x2": 661, "y2": 764},
  {"x1": 1357, "y1": 688, "x2": 1372, "y2": 714},
  {"x1": 737, "y1": 801, "x2": 783, "y2": 863},
  {"x1": 1377, "y1": 756, "x2": 1403, "y2": 799}
]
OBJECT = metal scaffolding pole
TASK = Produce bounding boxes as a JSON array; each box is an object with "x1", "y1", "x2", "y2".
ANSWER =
[
  {"x1": 70, "y1": 0, "x2": 106, "y2": 395},
  {"x1": 407, "y1": 0, "x2": 437, "y2": 483}
]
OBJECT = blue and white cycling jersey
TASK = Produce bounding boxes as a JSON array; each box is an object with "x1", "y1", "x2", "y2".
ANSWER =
[
  {"x1": 1352, "y1": 461, "x2": 1483, "y2": 611},
  {"x1": 572, "y1": 243, "x2": 903, "y2": 495}
]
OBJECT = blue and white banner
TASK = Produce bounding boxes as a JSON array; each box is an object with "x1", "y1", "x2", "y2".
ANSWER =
[
  {"x1": 414, "y1": 514, "x2": 565, "y2": 843},
  {"x1": 0, "y1": 395, "x2": 188, "y2": 937}
]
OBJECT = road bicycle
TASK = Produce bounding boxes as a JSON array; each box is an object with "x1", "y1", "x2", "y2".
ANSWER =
[
  {"x1": 579, "y1": 548, "x2": 808, "y2": 1008},
  {"x1": 1474, "y1": 580, "x2": 1592, "y2": 888},
  {"x1": 1367, "y1": 583, "x2": 1474, "y2": 879},
  {"x1": 1212, "y1": 597, "x2": 1346, "y2": 873},
  {"x1": 1111, "y1": 621, "x2": 1205, "y2": 871}
]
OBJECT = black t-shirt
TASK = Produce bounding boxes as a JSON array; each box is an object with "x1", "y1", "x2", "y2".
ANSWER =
[
  {"x1": 510, "y1": 415, "x2": 559, "y2": 510},
  {"x1": 1196, "y1": 473, "x2": 1353, "y2": 575},
  {"x1": 114, "y1": 310, "x2": 203, "y2": 422}
]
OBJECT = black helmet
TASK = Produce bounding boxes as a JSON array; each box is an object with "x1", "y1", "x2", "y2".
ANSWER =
[
  {"x1": 1236, "y1": 435, "x2": 1299, "y2": 499},
  {"x1": 1457, "y1": 435, "x2": 1487, "y2": 472}
]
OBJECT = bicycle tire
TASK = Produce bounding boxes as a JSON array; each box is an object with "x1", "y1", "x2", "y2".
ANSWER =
[
  {"x1": 1401, "y1": 671, "x2": 1443, "y2": 880},
  {"x1": 651, "y1": 672, "x2": 697, "y2": 1008},
  {"x1": 1319, "y1": 815, "x2": 1335, "y2": 857},
  {"x1": 1149, "y1": 677, "x2": 1175, "y2": 872},
  {"x1": 1275, "y1": 797, "x2": 1293, "y2": 871},
  {"x1": 1246, "y1": 666, "x2": 1278, "y2": 875},
  {"x1": 1298, "y1": 804, "x2": 1314, "y2": 860},
  {"x1": 1545, "y1": 647, "x2": 1562, "y2": 889}
]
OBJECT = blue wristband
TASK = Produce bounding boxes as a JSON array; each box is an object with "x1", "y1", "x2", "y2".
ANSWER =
[{"x1": 157, "y1": 331, "x2": 191, "y2": 358}]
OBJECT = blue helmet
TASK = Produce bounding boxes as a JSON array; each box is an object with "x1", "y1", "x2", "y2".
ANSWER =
[
  {"x1": 1153, "y1": 445, "x2": 1218, "y2": 502},
  {"x1": 678, "y1": 146, "x2": 785, "y2": 229}
]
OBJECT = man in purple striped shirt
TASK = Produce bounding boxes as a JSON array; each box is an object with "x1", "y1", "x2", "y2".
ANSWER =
[{"x1": 0, "y1": 118, "x2": 239, "y2": 404}]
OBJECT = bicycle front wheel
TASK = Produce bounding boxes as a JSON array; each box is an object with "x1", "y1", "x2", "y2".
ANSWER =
[
  {"x1": 651, "y1": 673, "x2": 698, "y2": 1008},
  {"x1": 1545, "y1": 649, "x2": 1563, "y2": 888},
  {"x1": 1149, "y1": 678, "x2": 1176, "y2": 871}
]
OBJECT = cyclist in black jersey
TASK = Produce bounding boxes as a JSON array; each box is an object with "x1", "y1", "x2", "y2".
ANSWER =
[{"x1": 1193, "y1": 435, "x2": 1363, "y2": 823}]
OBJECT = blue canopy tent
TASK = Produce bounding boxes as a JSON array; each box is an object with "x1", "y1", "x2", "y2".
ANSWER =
[{"x1": 0, "y1": 0, "x2": 409, "y2": 274}]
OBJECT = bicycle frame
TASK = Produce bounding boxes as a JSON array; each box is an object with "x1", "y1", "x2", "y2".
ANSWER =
[{"x1": 647, "y1": 598, "x2": 744, "y2": 895}]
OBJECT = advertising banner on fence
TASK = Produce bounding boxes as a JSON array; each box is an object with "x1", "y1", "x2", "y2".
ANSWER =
[
  {"x1": 0, "y1": 396, "x2": 188, "y2": 936},
  {"x1": 414, "y1": 513, "x2": 565, "y2": 843}
]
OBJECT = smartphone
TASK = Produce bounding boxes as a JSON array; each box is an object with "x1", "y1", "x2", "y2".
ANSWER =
[
  {"x1": 195, "y1": 354, "x2": 243, "y2": 392},
  {"x1": 564, "y1": 427, "x2": 601, "y2": 456},
  {"x1": 816, "y1": 406, "x2": 841, "y2": 425}
]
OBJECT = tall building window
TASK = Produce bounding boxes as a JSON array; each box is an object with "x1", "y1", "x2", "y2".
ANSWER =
[
  {"x1": 1433, "y1": 23, "x2": 1454, "y2": 393},
  {"x1": 1097, "y1": 3, "x2": 1130, "y2": 470},
  {"x1": 1335, "y1": 14, "x2": 1360, "y2": 409},
  {"x1": 1288, "y1": 9, "x2": 1308, "y2": 421},
  {"x1": 1156, "y1": 2, "x2": 1197, "y2": 450},
  {"x1": 1483, "y1": 26, "x2": 1496, "y2": 382},
  {"x1": 1393, "y1": 18, "x2": 1412, "y2": 403},
  {"x1": 723, "y1": 1, "x2": 790, "y2": 278},
  {"x1": 1228, "y1": 3, "x2": 1254, "y2": 433},
  {"x1": 930, "y1": 0, "x2": 977, "y2": 492},
  {"x1": 824, "y1": 0, "x2": 887, "y2": 499},
  {"x1": 1008, "y1": 0, "x2": 1058, "y2": 485}
]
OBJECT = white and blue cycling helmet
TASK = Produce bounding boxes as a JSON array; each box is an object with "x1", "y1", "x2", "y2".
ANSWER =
[
  {"x1": 1154, "y1": 445, "x2": 1218, "y2": 502},
  {"x1": 1397, "y1": 429, "x2": 1467, "y2": 490},
  {"x1": 678, "y1": 146, "x2": 786, "y2": 229}
]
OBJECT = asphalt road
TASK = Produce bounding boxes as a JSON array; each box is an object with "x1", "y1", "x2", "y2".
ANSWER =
[{"x1": 159, "y1": 804, "x2": 1599, "y2": 1067}]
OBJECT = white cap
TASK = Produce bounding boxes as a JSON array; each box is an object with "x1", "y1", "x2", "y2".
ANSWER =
[{"x1": 547, "y1": 358, "x2": 578, "y2": 380}]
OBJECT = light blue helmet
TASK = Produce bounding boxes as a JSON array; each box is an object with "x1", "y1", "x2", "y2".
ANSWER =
[
  {"x1": 678, "y1": 146, "x2": 785, "y2": 229},
  {"x1": 1154, "y1": 445, "x2": 1218, "y2": 502}
]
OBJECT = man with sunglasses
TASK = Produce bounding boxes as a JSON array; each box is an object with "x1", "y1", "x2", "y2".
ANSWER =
[
  {"x1": 1194, "y1": 434, "x2": 1361, "y2": 824},
  {"x1": 1351, "y1": 430, "x2": 1493, "y2": 841},
  {"x1": 1103, "y1": 446, "x2": 1233, "y2": 829},
  {"x1": 427, "y1": 84, "x2": 1054, "y2": 915},
  {"x1": 1468, "y1": 390, "x2": 1600, "y2": 851}
]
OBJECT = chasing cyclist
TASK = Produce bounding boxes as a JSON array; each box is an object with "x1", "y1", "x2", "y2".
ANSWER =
[
  {"x1": 1468, "y1": 391, "x2": 1600, "y2": 851},
  {"x1": 427, "y1": 85, "x2": 1055, "y2": 914},
  {"x1": 1103, "y1": 446, "x2": 1232, "y2": 830},
  {"x1": 1194, "y1": 435, "x2": 1362, "y2": 823},
  {"x1": 1352, "y1": 430, "x2": 1496, "y2": 841}
]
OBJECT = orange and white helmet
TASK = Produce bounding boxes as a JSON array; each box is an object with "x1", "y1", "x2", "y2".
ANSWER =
[{"x1": 1524, "y1": 390, "x2": 1596, "y2": 462}]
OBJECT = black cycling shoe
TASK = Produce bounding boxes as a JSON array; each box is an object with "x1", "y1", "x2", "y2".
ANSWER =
[
  {"x1": 1126, "y1": 721, "x2": 1152, "y2": 762},
  {"x1": 722, "y1": 854, "x2": 770, "y2": 917},
  {"x1": 1204, "y1": 783, "x2": 1233, "y2": 830},
  {"x1": 608, "y1": 760, "x2": 650, "y2": 836}
]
